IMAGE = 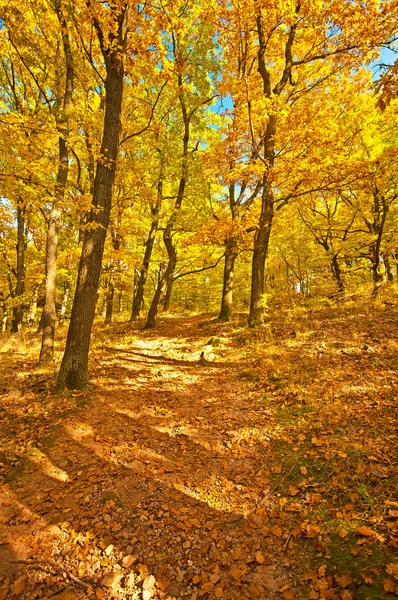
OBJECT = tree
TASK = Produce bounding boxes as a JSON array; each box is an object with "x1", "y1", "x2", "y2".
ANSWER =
[{"x1": 57, "y1": 0, "x2": 128, "y2": 389}]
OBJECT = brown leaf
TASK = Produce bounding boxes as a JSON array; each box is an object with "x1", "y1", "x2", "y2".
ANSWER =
[
  {"x1": 255, "y1": 550, "x2": 265, "y2": 564},
  {"x1": 335, "y1": 572, "x2": 353, "y2": 588},
  {"x1": 383, "y1": 579, "x2": 395, "y2": 593},
  {"x1": 339, "y1": 528, "x2": 349, "y2": 539},
  {"x1": 360, "y1": 573, "x2": 373, "y2": 585},
  {"x1": 386, "y1": 563, "x2": 398, "y2": 581}
]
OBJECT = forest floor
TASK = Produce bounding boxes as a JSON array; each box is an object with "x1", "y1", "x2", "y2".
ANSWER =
[{"x1": 0, "y1": 299, "x2": 397, "y2": 600}]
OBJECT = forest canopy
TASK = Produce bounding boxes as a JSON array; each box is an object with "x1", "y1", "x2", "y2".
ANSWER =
[{"x1": 0, "y1": 0, "x2": 398, "y2": 388}]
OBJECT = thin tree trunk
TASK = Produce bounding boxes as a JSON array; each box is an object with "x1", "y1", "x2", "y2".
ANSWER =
[
  {"x1": 218, "y1": 236, "x2": 237, "y2": 321},
  {"x1": 40, "y1": 0, "x2": 73, "y2": 361},
  {"x1": 59, "y1": 278, "x2": 71, "y2": 325},
  {"x1": 57, "y1": 10, "x2": 125, "y2": 390},
  {"x1": 145, "y1": 226, "x2": 177, "y2": 328},
  {"x1": 11, "y1": 205, "x2": 26, "y2": 333},
  {"x1": 383, "y1": 253, "x2": 393, "y2": 281},
  {"x1": 331, "y1": 254, "x2": 345, "y2": 292},
  {"x1": 105, "y1": 275, "x2": 115, "y2": 324},
  {"x1": 27, "y1": 284, "x2": 39, "y2": 325},
  {"x1": 371, "y1": 194, "x2": 388, "y2": 298},
  {"x1": 131, "y1": 154, "x2": 164, "y2": 320},
  {"x1": 1, "y1": 300, "x2": 8, "y2": 333}
]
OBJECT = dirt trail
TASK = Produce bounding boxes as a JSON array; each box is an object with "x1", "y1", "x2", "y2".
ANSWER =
[{"x1": 0, "y1": 316, "x2": 296, "y2": 600}]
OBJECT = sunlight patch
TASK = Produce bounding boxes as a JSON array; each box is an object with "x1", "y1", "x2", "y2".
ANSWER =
[
  {"x1": 28, "y1": 448, "x2": 69, "y2": 482},
  {"x1": 64, "y1": 422, "x2": 95, "y2": 441}
]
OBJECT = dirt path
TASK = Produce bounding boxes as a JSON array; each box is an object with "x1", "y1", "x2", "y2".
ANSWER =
[{"x1": 0, "y1": 316, "x2": 297, "y2": 600}]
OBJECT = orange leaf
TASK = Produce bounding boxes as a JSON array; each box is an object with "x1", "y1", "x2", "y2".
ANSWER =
[
  {"x1": 335, "y1": 572, "x2": 353, "y2": 588},
  {"x1": 383, "y1": 579, "x2": 395, "y2": 593},
  {"x1": 355, "y1": 526, "x2": 374, "y2": 537},
  {"x1": 361, "y1": 573, "x2": 373, "y2": 585}
]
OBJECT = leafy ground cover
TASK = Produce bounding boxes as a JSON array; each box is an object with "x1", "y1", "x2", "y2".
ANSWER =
[{"x1": 0, "y1": 299, "x2": 397, "y2": 599}]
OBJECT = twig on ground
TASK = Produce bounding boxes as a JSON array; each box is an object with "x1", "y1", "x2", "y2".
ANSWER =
[{"x1": 9, "y1": 559, "x2": 90, "y2": 589}]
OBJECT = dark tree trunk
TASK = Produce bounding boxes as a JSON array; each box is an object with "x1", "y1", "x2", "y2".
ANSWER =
[
  {"x1": 131, "y1": 156, "x2": 163, "y2": 320},
  {"x1": 40, "y1": 0, "x2": 73, "y2": 361},
  {"x1": 163, "y1": 276, "x2": 173, "y2": 311},
  {"x1": 105, "y1": 276, "x2": 115, "y2": 324},
  {"x1": 57, "y1": 10, "x2": 125, "y2": 389},
  {"x1": 11, "y1": 205, "x2": 26, "y2": 333},
  {"x1": 331, "y1": 254, "x2": 345, "y2": 292},
  {"x1": 249, "y1": 183, "x2": 274, "y2": 327},
  {"x1": 218, "y1": 236, "x2": 238, "y2": 321}
]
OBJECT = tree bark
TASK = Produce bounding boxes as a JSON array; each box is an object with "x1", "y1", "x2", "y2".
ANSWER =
[
  {"x1": 218, "y1": 236, "x2": 238, "y2": 321},
  {"x1": 331, "y1": 253, "x2": 344, "y2": 292},
  {"x1": 11, "y1": 205, "x2": 26, "y2": 333},
  {"x1": 57, "y1": 8, "x2": 125, "y2": 389},
  {"x1": 40, "y1": 0, "x2": 73, "y2": 361},
  {"x1": 163, "y1": 276, "x2": 173, "y2": 311},
  {"x1": 131, "y1": 153, "x2": 164, "y2": 320},
  {"x1": 105, "y1": 275, "x2": 115, "y2": 324},
  {"x1": 249, "y1": 182, "x2": 274, "y2": 327},
  {"x1": 383, "y1": 253, "x2": 393, "y2": 282}
]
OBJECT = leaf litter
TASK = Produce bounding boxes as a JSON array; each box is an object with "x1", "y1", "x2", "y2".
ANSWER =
[{"x1": 0, "y1": 305, "x2": 397, "y2": 599}]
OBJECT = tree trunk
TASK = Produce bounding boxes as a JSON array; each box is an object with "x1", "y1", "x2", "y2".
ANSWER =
[
  {"x1": 105, "y1": 275, "x2": 115, "y2": 324},
  {"x1": 383, "y1": 253, "x2": 393, "y2": 281},
  {"x1": 371, "y1": 195, "x2": 388, "y2": 298},
  {"x1": 145, "y1": 226, "x2": 177, "y2": 328},
  {"x1": 163, "y1": 277, "x2": 173, "y2": 311},
  {"x1": 218, "y1": 236, "x2": 237, "y2": 321},
  {"x1": 57, "y1": 14, "x2": 125, "y2": 390},
  {"x1": 1, "y1": 302, "x2": 8, "y2": 333},
  {"x1": 331, "y1": 254, "x2": 344, "y2": 292},
  {"x1": 249, "y1": 184, "x2": 274, "y2": 327},
  {"x1": 40, "y1": 0, "x2": 73, "y2": 361},
  {"x1": 59, "y1": 278, "x2": 71, "y2": 325},
  {"x1": 27, "y1": 284, "x2": 39, "y2": 325},
  {"x1": 40, "y1": 206, "x2": 62, "y2": 360},
  {"x1": 11, "y1": 205, "x2": 26, "y2": 333},
  {"x1": 131, "y1": 154, "x2": 164, "y2": 320}
]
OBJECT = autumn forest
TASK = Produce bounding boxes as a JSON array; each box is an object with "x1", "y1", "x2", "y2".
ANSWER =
[{"x1": 0, "y1": 0, "x2": 398, "y2": 599}]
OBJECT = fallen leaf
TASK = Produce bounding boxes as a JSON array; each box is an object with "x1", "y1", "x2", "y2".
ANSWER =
[
  {"x1": 361, "y1": 573, "x2": 373, "y2": 585},
  {"x1": 355, "y1": 526, "x2": 374, "y2": 537},
  {"x1": 383, "y1": 579, "x2": 395, "y2": 593},
  {"x1": 335, "y1": 572, "x2": 353, "y2": 588},
  {"x1": 386, "y1": 563, "x2": 398, "y2": 581}
]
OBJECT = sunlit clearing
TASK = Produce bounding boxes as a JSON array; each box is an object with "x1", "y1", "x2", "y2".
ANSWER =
[{"x1": 28, "y1": 447, "x2": 69, "y2": 482}]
